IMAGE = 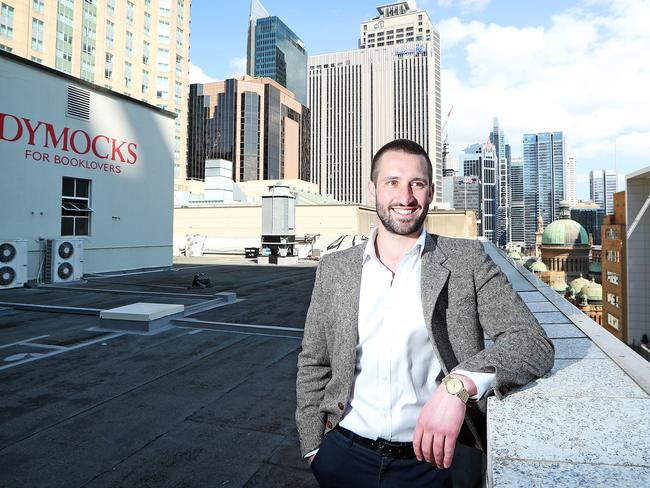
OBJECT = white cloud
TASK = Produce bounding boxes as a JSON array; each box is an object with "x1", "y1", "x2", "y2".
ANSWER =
[
  {"x1": 441, "y1": 0, "x2": 650, "y2": 182},
  {"x1": 229, "y1": 56, "x2": 247, "y2": 78},
  {"x1": 188, "y1": 62, "x2": 217, "y2": 84},
  {"x1": 437, "y1": 0, "x2": 491, "y2": 14}
]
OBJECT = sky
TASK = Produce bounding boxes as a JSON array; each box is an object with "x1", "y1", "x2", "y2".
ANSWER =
[{"x1": 188, "y1": 0, "x2": 650, "y2": 201}]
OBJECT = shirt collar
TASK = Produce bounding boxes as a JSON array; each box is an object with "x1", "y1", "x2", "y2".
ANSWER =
[{"x1": 363, "y1": 226, "x2": 428, "y2": 264}]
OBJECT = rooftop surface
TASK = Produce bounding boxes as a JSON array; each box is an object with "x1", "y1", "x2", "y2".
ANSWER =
[{"x1": 1, "y1": 248, "x2": 648, "y2": 487}]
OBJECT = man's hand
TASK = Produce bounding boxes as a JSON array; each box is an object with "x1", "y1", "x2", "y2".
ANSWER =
[{"x1": 412, "y1": 375, "x2": 476, "y2": 468}]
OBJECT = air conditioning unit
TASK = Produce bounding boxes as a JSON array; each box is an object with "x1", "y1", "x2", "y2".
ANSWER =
[
  {"x1": 44, "y1": 238, "x2": 84, "y2": 283},
  {"x1": 0, "y1": 239, "x2": 28, "y2": 290}
]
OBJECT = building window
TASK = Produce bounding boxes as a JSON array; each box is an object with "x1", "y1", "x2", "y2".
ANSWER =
[
  {"x1": 174, "y1": 80, "x2": 182, "y2": 105},
  {"x1": 61, "y1": 177, "x2": 92, "y2": 237},
  {"x1": 607, "y1": 313, "x2": 620, "y2": 330},
  {"x1": 106, "y1": 0, "x2": 115, "y2": 16},
  {"x1": 0, "y1": 43, "x2": 11, "y2": 52},
  {"x1": 142, "y1": 69, "x2": 148, "y2": 94},
  {"x1": 606, "y1": 271, "x2": 620, "y2": 285},
  {"x1": 158, "y1": 20, "x2": 170, "y2": 43},
  {"x1": 33, "y1": 0, "x2": 45, "y2": 14},
  {"x1": 177, "y1": 0, "x2": 184, "y2": 22},
  {"x1": 606, "y1": 292, "x2": 620, "y2": 308},
  {"x1": 126, "y1": 1, "x2": 134, "y2": 25},
  {"x1": 143, "y1": 11, "x2": 151, "y2": 35},
  {"x1": 175, "y1": 53, "x2": 182, "y2": 76},
  {"x1": 156, "y1": 75, "x2": 168, "y2": 98},
  {"x1": 31, "y1": 55, "x2": 42, "y2": 63},
  {"x1": 141, "y1": 40, "x2": 150, "y2": 65},
  {"x1": 159, "y1": 0, "x2": 171, "y2": 16},
  {"x1": 606, "y1": 227, "x2": 619, "y2": 240},
  {"x1": 176, "y1": 27, "x2": 183, "y2": 50},
  {"x1": 124, "y1": 60, "x2": 132, "y2": 88},
  {"x1": 157, "y1": 47, "x2": 169, "y2": 71},
  {"x1": 105, "y1": 20, "x2": 114, "y2": 48},
  {"x1": 125, "y1": 30, "x2": 133, "y2": 56},
  {"x1": 31, "y1": 18, "x2": 44, "y2": 50},
  {"x1": 606, "y1": 250, "x2": 620, "y2": 262},
  {"x1": 1, "y1": 3, "x2": 14, "y2": 40},
  {"x1": 104, "y1": 51, "x2": 113, "y2": 79}
]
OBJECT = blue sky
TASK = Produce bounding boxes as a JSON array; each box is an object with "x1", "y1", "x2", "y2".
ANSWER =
[{"x1": 189, "y1": 0, "x2": 650, "y2": 200}]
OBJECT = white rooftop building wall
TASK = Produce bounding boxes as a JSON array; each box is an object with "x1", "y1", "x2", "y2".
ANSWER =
[{"x1": 0, "y1": 54, "x2": 175, "y2": 278}]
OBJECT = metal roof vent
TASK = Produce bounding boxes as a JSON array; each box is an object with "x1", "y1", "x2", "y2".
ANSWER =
[{"x1": 66, "y1": 85, "x2": 90, "y2": 120}]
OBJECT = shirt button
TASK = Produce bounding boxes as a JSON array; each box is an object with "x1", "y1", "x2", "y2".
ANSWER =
[
  {"x1": 338, "y1": 402, "x2": 345, "y2": 410},
  {"x1": 326, "y1": 421, "x2": 333, "y2": 429}
]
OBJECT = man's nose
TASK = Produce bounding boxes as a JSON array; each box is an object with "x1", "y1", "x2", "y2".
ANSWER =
[{"x1": 395, "y1": 183, "x2": 415, "y2": 204}]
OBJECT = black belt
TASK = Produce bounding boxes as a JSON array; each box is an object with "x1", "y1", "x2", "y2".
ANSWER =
[{"x1": 334, "y1": 425, "x2": 416, "y2": 459}]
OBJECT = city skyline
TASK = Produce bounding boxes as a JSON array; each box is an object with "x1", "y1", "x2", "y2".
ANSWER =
[{"x1": 189, "y1": 0, "x2": 649, "y2": 201}]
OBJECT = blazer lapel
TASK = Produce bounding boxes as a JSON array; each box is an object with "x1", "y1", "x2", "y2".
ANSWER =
[{"x1": 421, "y1": 233, "x2": 454, "y2": 374}]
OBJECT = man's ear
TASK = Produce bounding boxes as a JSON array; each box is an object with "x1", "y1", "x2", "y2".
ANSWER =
[
  {"x1": 368, "y1": 179, "x2": 377, "y2": 204},
  {"x1": 429, "y1": 183, "x2": 435, "y2": 202}
]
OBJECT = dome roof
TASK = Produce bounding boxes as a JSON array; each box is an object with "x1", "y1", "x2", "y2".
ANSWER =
[
  {"x1": 508, "y1": 251, "x2": 522, "y2": 261},
  {"x1": 550, "y1": 278, "x2": 568, "y2": 293},
  {"x1": 569, "y1": 274, "x2": 590, "y2": 293},
  {"x1": 530, "y1": 260, "x2": 548, "y2": 272},
  {"x1": 542, "y1": 219, "x2": 589, "y2": 246},
  {"x1": 581, "y1": 279, "x2": 603, "y2": 302}
]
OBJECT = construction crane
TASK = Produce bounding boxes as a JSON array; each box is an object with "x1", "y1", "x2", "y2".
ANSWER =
[{"x1": 442, "y1": 105, "x2": 454, "y2": 175}]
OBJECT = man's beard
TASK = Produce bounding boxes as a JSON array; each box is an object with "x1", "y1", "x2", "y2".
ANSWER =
[{"x1": 376, "y1": 201, "x2": 429, "y2": 236}]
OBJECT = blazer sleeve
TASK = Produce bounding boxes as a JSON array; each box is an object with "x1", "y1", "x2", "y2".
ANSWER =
[
  {"x1": 295, "y1": 259, "x2": 332, "y2": 456},
  {"x1": 454, "y1": 247, "x2": 555, "y2": 399}
]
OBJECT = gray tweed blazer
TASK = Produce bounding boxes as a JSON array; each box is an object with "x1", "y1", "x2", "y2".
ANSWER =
[{"x1": 295, "y1": 233, "x2": 554, "y2": 456}]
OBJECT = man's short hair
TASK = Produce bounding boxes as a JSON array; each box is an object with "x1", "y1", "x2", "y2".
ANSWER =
[{"x1": 371, "y1": 139, "x2": 433, "y2": 183}]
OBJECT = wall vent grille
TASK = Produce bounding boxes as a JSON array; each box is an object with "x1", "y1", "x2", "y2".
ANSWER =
[{"x1": 66, "y1": 85, "x2": 90, "y2": 120}]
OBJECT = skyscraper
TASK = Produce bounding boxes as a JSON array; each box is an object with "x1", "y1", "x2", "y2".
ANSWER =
[
  {"x1": 565, "y1": 156, "x2": 577, "y2": 207},
  {"x1": 510, "y1": 156, "x2": 525, "y2": 246},
  {"x1": 246, "y1": 0, "x2": 308, "y2": 106},
  {"x1": 590, "y1": 169, "x2": 618, "y2": 214},
  {"x1": 523, "y1": 132, "x2": 566, "y2": 249},
  {"x1": 462, "y1": 143, "x2": 497, "y2": 242},
  {"x1": 490, "y1": 117, "x2": 511, "y2": 245},
  {"x1": 308, "y1": 1, "x2": 441, "y2": 204},
  {"x1": 0, "y1": 0, "x2": 191, "y2": 188},
  {"x1": 187, "y1": 76, "x2": 310, "y2": 183}
]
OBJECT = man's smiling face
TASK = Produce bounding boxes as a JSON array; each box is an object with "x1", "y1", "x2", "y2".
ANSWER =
[{"x1": 369, "y1": 150, "x2": 434, "y2": 238}]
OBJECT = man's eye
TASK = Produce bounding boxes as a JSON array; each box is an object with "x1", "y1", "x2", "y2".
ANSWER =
[
  {"x1": 386, "y1": 180, "x2": 398, "y2": 187},
  {"x1": 412, "y1": 181, "x2": 426, "y2": 189}
]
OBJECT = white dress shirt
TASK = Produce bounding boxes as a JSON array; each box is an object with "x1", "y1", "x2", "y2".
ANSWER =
[{"x1": 338, "y1": 228, "x2": 495, "y2": 442}]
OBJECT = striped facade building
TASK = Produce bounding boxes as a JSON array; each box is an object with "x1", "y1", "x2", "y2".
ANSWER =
[{"x1": 308, "y1": 1, "x2": 441, "y2": 204}]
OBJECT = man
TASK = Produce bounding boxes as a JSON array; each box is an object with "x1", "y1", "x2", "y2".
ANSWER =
[{"x1": 296, "y1": 139, "x2": 554, "y2": 487}]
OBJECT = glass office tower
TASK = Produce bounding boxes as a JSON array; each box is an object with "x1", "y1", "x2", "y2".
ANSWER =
[
  {"x1": 246, "y1": 1, "x2": 308, "y2": 106},
  {"x1": 523, "y1": 131, "x2": 566, "y2": 249}
]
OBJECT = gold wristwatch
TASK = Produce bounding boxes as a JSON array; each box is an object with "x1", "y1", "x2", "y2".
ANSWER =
[{"x1": 442, "y1": 375, "x2": 470, "y2": 403}]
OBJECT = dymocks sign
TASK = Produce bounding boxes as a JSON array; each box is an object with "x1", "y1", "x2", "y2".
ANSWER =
[{"x1": 0, "y1": 112, "x2": 138, "y2": 175}]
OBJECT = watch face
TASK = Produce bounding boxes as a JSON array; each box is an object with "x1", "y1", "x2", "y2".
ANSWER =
[{"x1": 446, "y1": 378, "x2": 463, "y2": 395}]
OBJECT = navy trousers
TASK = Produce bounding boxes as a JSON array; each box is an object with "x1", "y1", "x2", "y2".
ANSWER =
[{"x1": 310, "y1": 428, "x2": 453, "y2": 488}]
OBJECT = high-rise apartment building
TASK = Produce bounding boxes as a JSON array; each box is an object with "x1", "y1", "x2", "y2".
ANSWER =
[
  {"x1": 453, "y1": 175, "x2": 480, "y2": 234},
  {"x1": 509, "y1": 155, "x2": 525, "y2": 246},
  {"x1": 246, "y1": 0, "x2": 307, "y2": 106},
  {"x1": 308, "y1": 1, "x2": 441, "y2": 204},
  {"x1": 187, "y1": 76, "x2": 310, "y2": 183},
  {"x1": 590, "y1": 169, "x2": 618, "y2": 214},
  {"x1": 523, "y1": 131, "x2": 565, "y2": 249},
  {"x1": 0, "y1": 0, "x2": 190, "y2": 189},
  {"x1": 462, "y1": 143, "x2": 497, "y2": 242},
  {"x1": 565, "y1": 155, "x2": 577, "y2": 207}
]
